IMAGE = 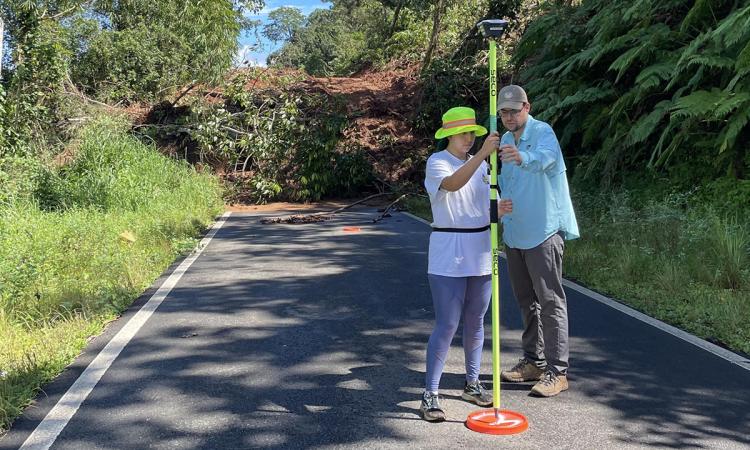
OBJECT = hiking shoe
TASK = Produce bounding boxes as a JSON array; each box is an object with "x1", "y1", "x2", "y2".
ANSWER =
[
  {"x1": 501, "y1": 358, "x2": 546, "y2": 382},
  {"x1": 530, "y1": 370, "x2": 568, "y2": 397},
  {"x1": 420, "y1": 391, "x2": 445, "y2": 422},
  {"x1": 462, "y1": 380, "x2": 493, "y2": 407}
]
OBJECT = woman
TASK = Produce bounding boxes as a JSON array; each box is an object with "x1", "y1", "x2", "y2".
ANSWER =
[{"x1": 420, "y1": 106, "x2": 509, "y2": 422}]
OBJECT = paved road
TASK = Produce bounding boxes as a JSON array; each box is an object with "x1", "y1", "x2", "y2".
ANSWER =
[{"x1": 3, "y1": 207, "x2": 749, "y2": 449}]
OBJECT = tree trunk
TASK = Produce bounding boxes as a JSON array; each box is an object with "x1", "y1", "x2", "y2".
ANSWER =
[
  {"x1": 0, "y1": 16, "x2": 4, "y2": 79},
  {"x1": 421, "y1": 0, "x2": 446, "y2": 72},
  {"x1": 388, "y1": 0, "x2": 404, "y2": 38}
]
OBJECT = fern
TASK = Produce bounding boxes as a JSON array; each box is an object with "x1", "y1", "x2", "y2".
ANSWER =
[
  {"x1": 635, "y1": 62, "x2": 674, "y2": 90},
  {"x1": 717, "y1": 103, "x2": 750, "y2": 153},
  {"x1": 680, "y1": 0, "x2": 715, "y2": 33},
  {"x1": 736, "y1": 39, "x2": 750, "y2": 70},
  {"x1": 713, "y1": 92, "x2": 750, "y2": 119},
  {"x1": 557, "y1": 85, "x2": 616, "y2": 111},
  {"x1": 607, "y1": 87, "x2": 642, "y2": 130},
  {"x1": 686, "y1": 55, "x2": 736, "y2": 70},
  {"x1": 710, "y1": 5, "x2": 750, "y2": 48},
  {"x1": 673, "y1": 31, "x2": 710, "y2": 75},
  {"x1": 667, "y1": 65, "x2": 707, "y2": 92},
  {"x1": 557, "y1": 44, "x2": 603, "y2": 76},
  {"x1": 609, "y1": 47, "x2": 644, "y2": 82},
  {"x1": 626, "y1": 100, "x2": 671, "y2": 146},
  {"x1": 671, "y1": 89, "x2": 722, "y2": 119},
  {"x1": 515, "y1": 0, "x2": 750, "y2": 181},
  {"x1": 649, "y1": 120, "x2": 679, "y2": 167},
  {"x1": 651, "y1": 122, "x2": 690, "y2": 168},
  {"x1": 728, "y1": 67, "x2": 750, "y2": 91},
  {"x1": 623, "y1": 0, "x2": 656, "y2": 23},
  {"x1": 654, "y1": 127, "x2": 688, "y2": 167},
  {"x1": 581, "y1": 108, "x2": 610, "y2": 148}
]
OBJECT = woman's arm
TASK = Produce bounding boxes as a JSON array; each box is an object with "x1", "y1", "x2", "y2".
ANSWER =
[{"x1": 440, "y1": 133, "x2": 500, "y2": 192}]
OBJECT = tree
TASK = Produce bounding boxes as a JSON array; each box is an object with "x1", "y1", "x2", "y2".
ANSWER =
[
  {"x1": 421, "y1": 0, "x2": 447, "y2": 71},
  {"x1": 1, "y1": 15, "x2": 4, "y2": 77},
  {"x1": 70, "y1": 0, "x2": 265, "y2": 102},
  {"x1": 267, "y1": 2, "x2": 389, "y2": 75},
  {"x1": 0, "y1": 1, "x2": 83, "y2": 155},
  {"x1": 263, "y1": 6, "x2": 304, "y2": 43}
]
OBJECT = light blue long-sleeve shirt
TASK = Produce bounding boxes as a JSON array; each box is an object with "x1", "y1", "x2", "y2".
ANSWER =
[{"x1": 499, "y1": 115, "x2": 580, "y2": 250}]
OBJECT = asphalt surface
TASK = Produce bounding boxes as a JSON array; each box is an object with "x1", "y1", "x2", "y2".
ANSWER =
[{"x1": 2, "y1": 207, "x2": 749, "y2": 449}]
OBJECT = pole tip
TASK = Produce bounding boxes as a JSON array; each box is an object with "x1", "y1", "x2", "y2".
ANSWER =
[{"x1": 478, "y1": 19, "x2": 509, "y2": 38}]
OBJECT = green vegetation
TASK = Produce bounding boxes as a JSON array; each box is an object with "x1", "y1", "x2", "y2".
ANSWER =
[
  {"x1": 565, "y1": 189, "x2": 749, "y2": 354},
  {"x1": 1, "y1": 0, "x2": 749, "y2": 436},
  {"x1": 406, "y1": 189, "x2": 750, "y2": 355},
  {"x1": 1, "y1": 1, "x2": 247, "y2": 429},
  {"x1": 267, "y1": 0, "x2": 502, "y2": 76},
  {"x1": 514, "y1": 0, "x2": 750, "y2": 184},
  {"x1": 0, "y1": 119, "x2": 223, "y2": 432},
  {"x1": 142, "y1": 70, "x2": 374, "y2": 203}
]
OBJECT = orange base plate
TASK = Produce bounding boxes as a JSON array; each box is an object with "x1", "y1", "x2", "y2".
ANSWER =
[{"x1": 466, "y1": 409, "x2": 528, "y2": 435}]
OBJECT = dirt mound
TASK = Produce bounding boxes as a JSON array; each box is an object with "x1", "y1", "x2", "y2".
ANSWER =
[
  {"x1": 141, "y1": 66, "x2": 432, "y2": 193},
  {"x1": 301, "y1": 66, "x2": 431, "y2": 185}
]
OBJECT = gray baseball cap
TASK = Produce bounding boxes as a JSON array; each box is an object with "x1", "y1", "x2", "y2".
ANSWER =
[{"x1": 498, "y1": 85, "x2": 528, "y2": 110}]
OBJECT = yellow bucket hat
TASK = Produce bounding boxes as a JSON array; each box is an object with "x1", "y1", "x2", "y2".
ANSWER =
[{"x1": 434, "y1": 106, "x2": 488, "y2": 139}]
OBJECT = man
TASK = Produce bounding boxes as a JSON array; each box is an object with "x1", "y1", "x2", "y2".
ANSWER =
[{"x1": 496, "y1": 85, "x2": 579, "y2": 397}]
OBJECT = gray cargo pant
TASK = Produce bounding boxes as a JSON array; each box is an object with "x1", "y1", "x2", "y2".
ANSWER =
[{"x1": 505, "y1": 232, "x2": 569, "y2": 375}]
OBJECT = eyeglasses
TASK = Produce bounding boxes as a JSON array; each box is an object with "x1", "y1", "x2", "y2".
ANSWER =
[{"x1": 499, "y1": 108, "x2": 523, "y2": 118}]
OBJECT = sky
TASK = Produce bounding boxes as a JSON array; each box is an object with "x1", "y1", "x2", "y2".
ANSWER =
[{"x1": 236, "y1": 0, "x2": 331, "y2": 67}]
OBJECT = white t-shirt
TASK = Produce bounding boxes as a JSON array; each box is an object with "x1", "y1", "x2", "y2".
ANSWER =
[{"x1": 424, "y1": 150, "x2": 491, "y2": 277}]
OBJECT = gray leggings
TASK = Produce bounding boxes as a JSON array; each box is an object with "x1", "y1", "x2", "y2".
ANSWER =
[{"x1": 425, "y1": 274, "x2": 491, "y2": 393}]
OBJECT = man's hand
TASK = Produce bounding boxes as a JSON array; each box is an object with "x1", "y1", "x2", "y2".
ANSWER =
[
  {"x1": 498, "y1": 198, "x2": 513, "y2": 217},
  {"x1": 500, "y1": 144, "x2": 522, "y2": 165}
]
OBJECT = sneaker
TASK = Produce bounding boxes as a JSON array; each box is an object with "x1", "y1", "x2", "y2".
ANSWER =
[
  {"x1": 501, "y1": 358, "x2": 546, "y2": 382},
  {"x1": 420, "y1": 391, "x2": 445, "y2": 422},
  {"x1": 462, "y1": 380, "x2": 493, "y2": 407},
  {"x1": 530, "y1": 370, "x2": 568, "y2": 397}
]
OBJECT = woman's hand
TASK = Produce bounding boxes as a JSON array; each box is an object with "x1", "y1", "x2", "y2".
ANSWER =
[{"x1": 478, "y1": 132, "x2": 500, "y2": 158}]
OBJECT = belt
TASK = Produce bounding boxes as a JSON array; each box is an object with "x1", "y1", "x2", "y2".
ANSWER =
[{"x1": 431, "y1": 225, "x2": 490, "y2": 233}]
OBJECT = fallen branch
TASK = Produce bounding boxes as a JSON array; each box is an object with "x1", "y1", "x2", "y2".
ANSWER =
[
  {"x1": 372, "y1": 194, "x2": 408, "y2": 223},
  {"x1": 170, "y1": 82, "x2": 198, "y2": 108},
  {"x1": 63, "y1": 75, "x2": 117, "y2": 109},
  {"x1": 260, "y1": 192, "x2": 392, "y2": 224}
]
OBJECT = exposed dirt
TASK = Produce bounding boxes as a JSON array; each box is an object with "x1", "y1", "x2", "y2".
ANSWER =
[
  {"x1": 139, "y1": 66, "x2": 431, "y2": 205},
  {"x1": 300, "y1": 66, "x2": 431, "y2": 185}
]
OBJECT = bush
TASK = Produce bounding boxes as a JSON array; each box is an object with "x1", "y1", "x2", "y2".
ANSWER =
[
  {"x1": 0, "y1": 117, "x2": 223, "y2": 432},
  {"x1": 0, "y1": 117, "x2": 223, "y2": 322},
  {"x1": 0, "y1": 156, "x2": 50, "y2": 206},
  {"x1": 47, "y1": 118, "x2": 220, "y2": 212},
  {"x1": 415, "y1": 57, "x2": 492, "y2": 134},
  {"x1": 151, "y1": 71, "x2": 374, "y2": 203},
  {"x1": 72, "y1": 26, "x2": 183, "y2": 103}
]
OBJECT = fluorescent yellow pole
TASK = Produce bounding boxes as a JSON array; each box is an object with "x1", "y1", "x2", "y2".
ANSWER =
[{"x1": 488, "y1": 39, "x2": 501, "y2": 415}]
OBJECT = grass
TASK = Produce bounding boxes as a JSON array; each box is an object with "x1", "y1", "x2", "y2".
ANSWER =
[
  {"x1": 0, "y1": 117, "x2": 224, "y2": 433},
  {"x1": 564, "y1": 190, "x2": 749, "y2": 355},
  {"x1": 404, "y1": 189, "x2": 750, "y2": 356}
]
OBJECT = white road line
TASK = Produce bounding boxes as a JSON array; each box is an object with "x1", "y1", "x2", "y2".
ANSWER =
[
  {"x1": 399, "y1": 211, "x2": 750, "y2": 372},
  {"x1": 561, "y1": 279, "x2": 750, "y2": 369},
  {"x1": 20, "y1": 212, "x2": 232, "y2": 450}
]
